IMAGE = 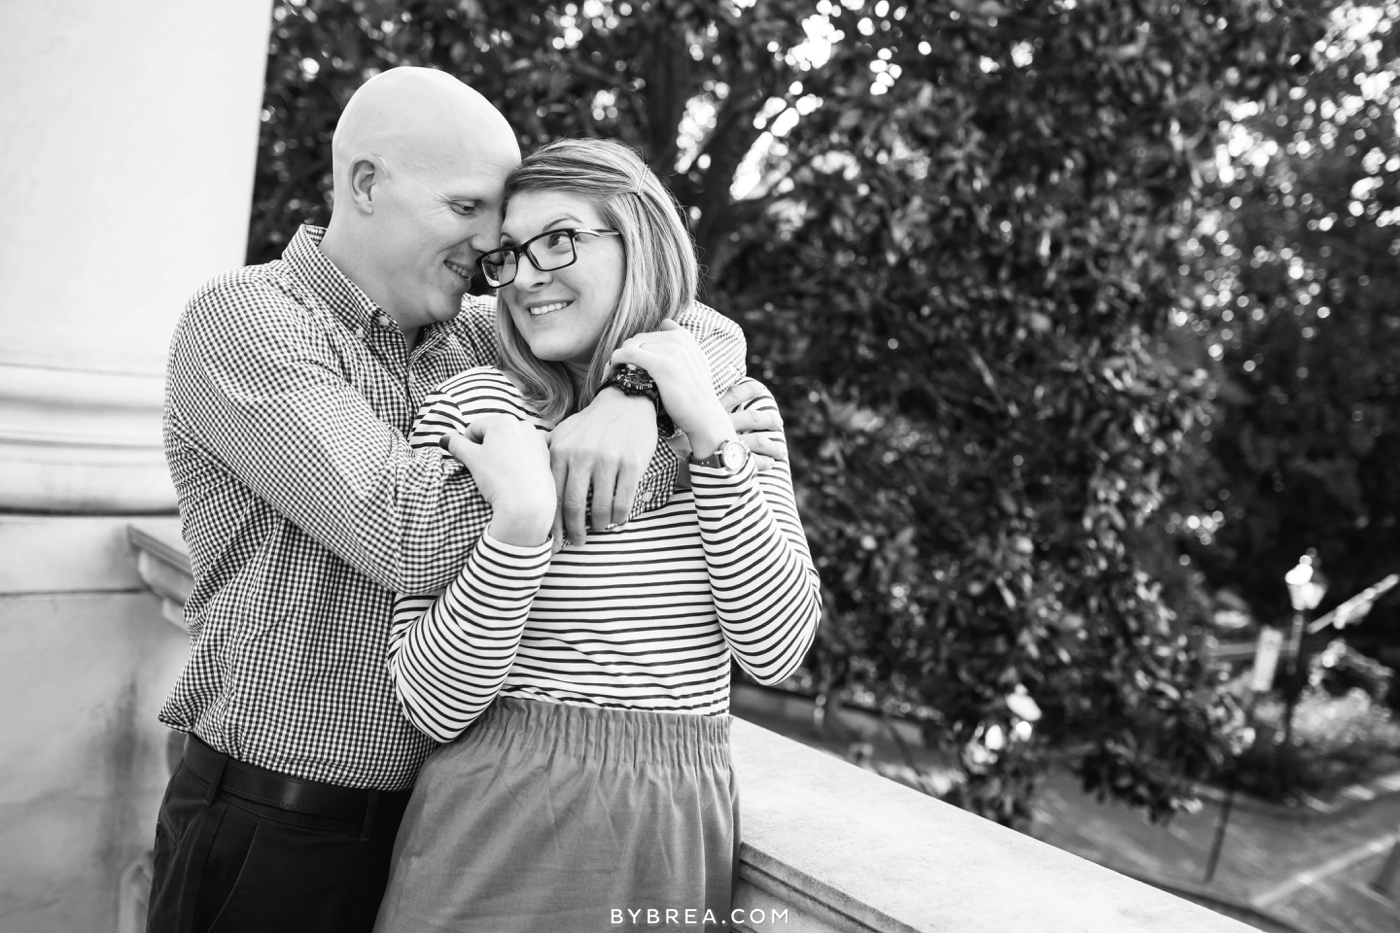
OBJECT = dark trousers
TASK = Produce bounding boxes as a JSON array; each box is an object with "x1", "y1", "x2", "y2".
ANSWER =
[{"x1": 146, "y1": 747, "x2": 411, "y2": 933}]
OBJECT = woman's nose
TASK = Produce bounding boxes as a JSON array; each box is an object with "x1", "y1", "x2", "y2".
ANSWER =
[{"x1": 513, "y1": 253, "x2": 551, "y2": 289}]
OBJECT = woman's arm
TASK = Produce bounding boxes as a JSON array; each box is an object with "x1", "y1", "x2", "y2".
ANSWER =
[
  {"x1": 688, "y1": 390, "x2": 821, "y2": 685},
  {"x1": 609, "y1": 329, "x2": 821, "y2": 684},
  {"x1": 388, "y1": 372, "x2": 556, "y2": 742}
]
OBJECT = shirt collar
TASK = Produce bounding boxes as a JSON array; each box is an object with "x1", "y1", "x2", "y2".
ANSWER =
[{"x1": 283, "y1": 224, "x2": 384, "y2": 332}]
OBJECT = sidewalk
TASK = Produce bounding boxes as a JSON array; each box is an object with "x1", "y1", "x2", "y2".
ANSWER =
[{"x1": 1031, "y1": 770, "x2": 1400, "y2": 933}]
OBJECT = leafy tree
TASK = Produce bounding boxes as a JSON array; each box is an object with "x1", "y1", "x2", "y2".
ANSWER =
[
  {"x1": 1182, "y1": 0, "x2": 1400, "y2": 669},
  {"x1": 249, "y1": 0, "x2": 1330, "y2": 825}
]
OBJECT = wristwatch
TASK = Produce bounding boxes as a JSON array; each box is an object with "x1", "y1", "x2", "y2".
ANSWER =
[
  {"x1": 598, "y1": 364, "x2": 676, "y2": 437},
  {"x1": 689, "y1": 438, "x2": 749, "y2": 473}
]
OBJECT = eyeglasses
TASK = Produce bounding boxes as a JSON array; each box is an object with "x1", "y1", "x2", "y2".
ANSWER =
[{"x1": 477, "y1": 228, "x2": 621, "y2": 288}]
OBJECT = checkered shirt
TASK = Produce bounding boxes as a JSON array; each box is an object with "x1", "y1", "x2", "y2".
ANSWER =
[{"x1": 159, "y1": 224, "x2": 745, "y2": 790}]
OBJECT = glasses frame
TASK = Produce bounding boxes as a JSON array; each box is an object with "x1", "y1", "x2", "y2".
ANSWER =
[{"x1": 477, "y1": 228, "x2": 621, "y2": 288}]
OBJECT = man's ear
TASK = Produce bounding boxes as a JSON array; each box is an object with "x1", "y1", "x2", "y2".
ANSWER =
[{"x1": 345, "y1": 157, "x2": 379, "y2": 214}]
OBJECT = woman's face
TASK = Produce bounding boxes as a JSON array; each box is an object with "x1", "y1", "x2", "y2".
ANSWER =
[{"x1": 499, "y1": 190, "x2": 625, "y2": 382}]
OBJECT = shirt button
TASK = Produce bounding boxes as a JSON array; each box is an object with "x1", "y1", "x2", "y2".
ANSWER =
[{"x1": 352, "y1": 325, "x2": 365, "y2": 339}]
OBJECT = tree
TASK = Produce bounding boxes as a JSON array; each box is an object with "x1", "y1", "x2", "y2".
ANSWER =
[
  {"x1": 249, "y1": 0, "x2": 1331, "y2": 825},
  {"x1": 1183, "y1": 0, "x2": 1400, "y2": 666}
]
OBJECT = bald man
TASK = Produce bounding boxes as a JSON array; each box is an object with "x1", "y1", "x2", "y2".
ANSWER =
[{"x1": 145, "y1": 68, "x2": 762, "y2": 933}]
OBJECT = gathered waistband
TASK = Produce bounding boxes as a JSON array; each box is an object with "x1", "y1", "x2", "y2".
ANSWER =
[{"x1": 462, "y1": 697, "x2": 732, "y2": 772}]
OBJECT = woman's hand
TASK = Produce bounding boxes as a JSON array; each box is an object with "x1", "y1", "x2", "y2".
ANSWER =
[
  {"x1": 609, "y1": 320, "x2": 736, "y2": 458},
  {"x1": 440, "y1": 416, "x2": 556, "y2": 547}
]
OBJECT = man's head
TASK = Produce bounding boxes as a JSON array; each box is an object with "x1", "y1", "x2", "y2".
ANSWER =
[{"x1": 321, "y1": 67, "x2": 520, "y2": 338}]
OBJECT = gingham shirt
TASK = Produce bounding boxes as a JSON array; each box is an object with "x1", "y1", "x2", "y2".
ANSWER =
[
  {"x1": 159, "y1": 224, "x2": 745, "y2": 791},
  {"x1": 386, "y1": 370, "x2": 821, "y2": 742}
]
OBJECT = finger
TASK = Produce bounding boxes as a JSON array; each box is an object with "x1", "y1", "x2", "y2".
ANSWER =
[
  {"x1": 611, "y1": 458, "x2": 643, "y2": 528},
  {"x1": 739, "y1": 433, "x2": 788, "y2": 463},
  {"x1": 609, "y1": 345, "x2": 662, "y2": 370},
  {"x1": 750, "y1": 453, "x2": 775, "y2": 473},
  {"x1": 552, "y1": 507, "x2": 566, "y2": 552},
  {"x1": 728, "y1": 406, "x2": 783, "y2": 434},
  {"x1": 563, "y1": 462, "x2": 593, "y2": 545},
  {"x1": 438, "y1": 432, "x2": 474, "y2": 467},
  {"x1": 590, "y1": 457, "x2": 617, "y2": 535}
]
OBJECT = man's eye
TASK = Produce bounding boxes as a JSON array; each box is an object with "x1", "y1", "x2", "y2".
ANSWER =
[{"x1": 450, "y1": 203, "x2": 477, "y2": 216}]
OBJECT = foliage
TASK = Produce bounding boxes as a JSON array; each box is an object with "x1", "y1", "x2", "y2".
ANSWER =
[
  {"x1": 1179, "y1": 1, "x2": 1400, "y2": 652},
  {"x1": 1224, "y1": 685, "x2": 1400, "y2": 802},
  {"x1": 249, "y1": 0, "x2": 1332, "y2": 826}
]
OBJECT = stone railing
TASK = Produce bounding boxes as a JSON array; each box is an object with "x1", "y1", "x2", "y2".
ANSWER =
[{"x1": 128, "y1": 521, "x2": 1257, "y2": 933}]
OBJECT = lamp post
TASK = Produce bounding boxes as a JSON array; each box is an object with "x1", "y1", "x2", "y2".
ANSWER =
[
  {"x1": 1281, "y1": 551, "x2": 1328, "y2": 751},
  {"x1": 1204, "y1": 551, "x2": 1327, "y2": 885}
]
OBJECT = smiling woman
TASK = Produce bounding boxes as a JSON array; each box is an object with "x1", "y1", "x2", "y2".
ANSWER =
[{"x1": 372, "y1": 138, "x2": 822, "y2": 933}]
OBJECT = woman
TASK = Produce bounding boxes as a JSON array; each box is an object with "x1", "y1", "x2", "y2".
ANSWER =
[{"x1": 374, "y1": 138, "x2": 821, "y2": 932}]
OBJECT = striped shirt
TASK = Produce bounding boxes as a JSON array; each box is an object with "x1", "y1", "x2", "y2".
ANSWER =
[
  {"x1": 387, "y1": 369, "x2": 822, "y2": 743},
  {"x1": 158, "y1": 224, "x2": 745, "y2": 790}
]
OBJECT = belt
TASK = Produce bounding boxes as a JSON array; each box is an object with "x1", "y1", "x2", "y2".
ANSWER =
[{"x1": 181, "y1": 734, "x2": 410, "y2": 841}]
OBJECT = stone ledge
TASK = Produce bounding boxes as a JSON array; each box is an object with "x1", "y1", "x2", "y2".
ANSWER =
[{"x1": 730, "y1": 718, "x2": 1260, "y2": 933}]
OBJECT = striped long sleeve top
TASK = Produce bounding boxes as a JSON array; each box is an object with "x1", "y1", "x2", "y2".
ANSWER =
[{"x1": 387, "y1": 368, "x2": 822, "y2": 743}]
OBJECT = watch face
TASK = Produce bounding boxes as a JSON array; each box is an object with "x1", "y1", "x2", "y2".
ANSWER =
[{"x1": 720, "y1": 439, "x2": 748, "y2": 472}]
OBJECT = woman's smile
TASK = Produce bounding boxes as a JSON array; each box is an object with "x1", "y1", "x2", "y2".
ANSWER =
[{"x1": 526, "y1": 298, "x2": 574, "y2": 316}]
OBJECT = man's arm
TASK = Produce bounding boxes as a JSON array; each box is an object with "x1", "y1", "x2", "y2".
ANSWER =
[
  {"x1": 167, "y1": 276, "x2": 485, "y2": 594},
  {"x1": 548, "y1": 300, "x2": 749, "y2": 545}
]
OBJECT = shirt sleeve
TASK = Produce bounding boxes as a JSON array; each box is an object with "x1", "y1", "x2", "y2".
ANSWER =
[
  {"x1": 688, "y1": 384, "x2": 822, "y2": 685},
  {"x1": 165, "y1": 275, "x2": 489, "y2": 594},
  {"x1": 388, "y1": 372, "x2": 554, "y2": 741},
  {"x1": 676, "y1": 300, "x2": 747, "y2": 394},
  {"x1": 388, "y1": 532, "x2": 552, "y2": 742}
]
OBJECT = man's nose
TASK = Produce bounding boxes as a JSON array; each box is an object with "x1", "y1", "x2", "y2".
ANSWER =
[{"x1": 469, "y1": 213, "x2": 505, "y2": 253}]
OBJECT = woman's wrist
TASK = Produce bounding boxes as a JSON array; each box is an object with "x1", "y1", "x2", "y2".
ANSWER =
[
  {"x1": 487, "y1": 502, "x2": 555, "y2": 547},
  {"x1": 686, "y1": 418, "x2": 739, "y2": 461}
]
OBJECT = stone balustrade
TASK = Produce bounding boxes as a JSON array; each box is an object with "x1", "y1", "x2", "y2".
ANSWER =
[{"x1": 127, "y1": 520, "x2": 1258, "y2": 933}]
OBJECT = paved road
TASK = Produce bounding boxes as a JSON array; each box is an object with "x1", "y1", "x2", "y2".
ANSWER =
[{"x1": 1032, "y1": 771, "x2": 1400, "y2": 933}]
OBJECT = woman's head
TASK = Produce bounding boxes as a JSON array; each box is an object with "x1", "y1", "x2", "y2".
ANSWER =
[{"x1": 490, "y1": 138, "x2": 698, "y2": 423}]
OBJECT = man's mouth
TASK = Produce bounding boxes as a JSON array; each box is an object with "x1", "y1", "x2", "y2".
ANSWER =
[
  {"x1": 528, "y1": 300, "x2": 572, "y2": 317},
  {"x1": 444, "y1": 260, "x2": 474, "y2": 281}
]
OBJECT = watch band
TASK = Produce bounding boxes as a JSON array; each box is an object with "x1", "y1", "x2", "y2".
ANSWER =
[
  {"x1": 689, "y1": 438, "x2": 749, "y2": 473},
  {"x1": 599, "y1": 364, "x2": 676, "y2": 437}
]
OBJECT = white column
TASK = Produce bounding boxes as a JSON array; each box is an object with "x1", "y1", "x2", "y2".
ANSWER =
[{"x1": 0, "y1": 0, "x2": 274, "y2": 512}]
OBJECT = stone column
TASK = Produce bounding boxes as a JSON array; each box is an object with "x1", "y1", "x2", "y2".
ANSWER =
[
  {"x1": 0, "y1": 0, "x2": 273, "y2": 512},
  {"x1": 0, "y1": 3, "x2": 272, "y2": 931}
]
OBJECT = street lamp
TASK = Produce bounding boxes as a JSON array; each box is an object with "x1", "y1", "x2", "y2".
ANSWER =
[
  {"x1": 1280, "y1": 550, "x2": 1327, "y2": 751},
  {"x1": 1283, "y1": 551, "x2": 1328, "y2": 674}
]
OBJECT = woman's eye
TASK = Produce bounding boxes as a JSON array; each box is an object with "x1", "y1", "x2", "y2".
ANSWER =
[{"x1": 545, "y1": 231, "x2": 571, "y2": 249}]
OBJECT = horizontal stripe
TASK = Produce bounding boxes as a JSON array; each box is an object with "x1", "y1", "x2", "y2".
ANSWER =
[{"x1": 387, "y1": 370, "x2": 822, "y2": 739}]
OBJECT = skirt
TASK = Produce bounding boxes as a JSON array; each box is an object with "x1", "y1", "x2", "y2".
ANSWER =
[{"x1": 373, "y1": 697, "x2": 739, "y2": 933}]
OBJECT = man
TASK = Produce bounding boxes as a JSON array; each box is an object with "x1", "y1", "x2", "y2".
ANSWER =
[{"x1": 146, "y1": 67, "x2": 776, "y2": 932}]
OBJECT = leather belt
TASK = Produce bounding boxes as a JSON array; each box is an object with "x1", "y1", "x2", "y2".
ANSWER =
[{"x1": 182, "y1": 734, "x2": 409, "y2": 839}]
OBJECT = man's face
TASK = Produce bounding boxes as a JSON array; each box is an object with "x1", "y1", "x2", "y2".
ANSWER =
[{"x1": 369, "y1": 149, "x2": 515, "y2": 332}]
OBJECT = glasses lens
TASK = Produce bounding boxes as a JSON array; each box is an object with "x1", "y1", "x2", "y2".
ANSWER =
[
  {"x1": 479, "y1": 249, "x2": 516, "y2": 287},
  {"x1": 526, "y1": 231, "x2": 577, "y2": 272}
]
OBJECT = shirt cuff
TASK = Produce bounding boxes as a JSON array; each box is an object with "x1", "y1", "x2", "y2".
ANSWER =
[
  {"x1": 477, "y1": 531, "x2": 554, "y2": 565},
  {"x1": 687, "y1": 453, "x2": 758, "y2": 493}
]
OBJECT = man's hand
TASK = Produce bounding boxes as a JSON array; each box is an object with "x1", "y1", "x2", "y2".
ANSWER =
[
  {"x1": 721, "y1": 378, "x2": 787, "y2": 471},
  {"x1": 548, "y1": 391, "x2": 655, "y2": 547},
  {"x1": 440, "y1": 416, "x2": 555, "y2": 547}
]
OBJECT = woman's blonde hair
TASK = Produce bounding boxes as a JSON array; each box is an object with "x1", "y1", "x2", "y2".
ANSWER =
[{"x1": 494, "y1": 137, "x2": 699, "y2": 425}]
